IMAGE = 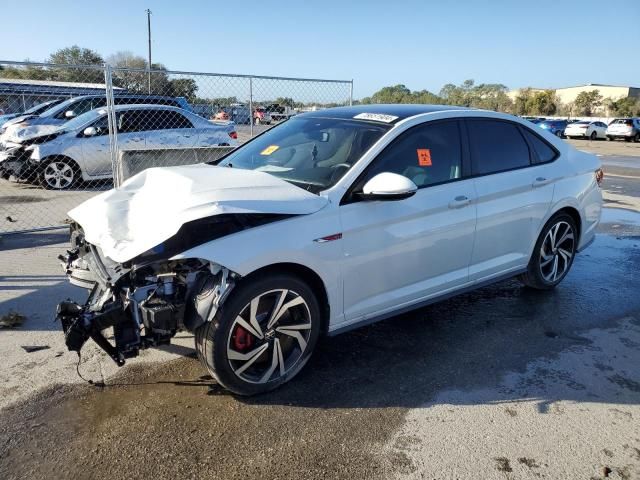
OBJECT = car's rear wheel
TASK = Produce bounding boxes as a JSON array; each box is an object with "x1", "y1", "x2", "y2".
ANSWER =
[
  {"x1": 590, "y1": 131, "x2": 597, "y2": 140},
  {"x1": 195, "y1": 273, "x2": 322, "y2": 396},
  {"x1": 555, "y1": 130, "x2": 563, "y2": 138},
  {"x1": 39, "y1": 157, "x2": 79, "y2": 190},
  {"x1": 519, "y1": 212, "x2": 577, "y2": 290},
  {"x1": 607, "y1": 136, "x2": 613, "y2": 141},
  {"x1": 634, "y1": 133, "x2": 640, "y2": 143}
]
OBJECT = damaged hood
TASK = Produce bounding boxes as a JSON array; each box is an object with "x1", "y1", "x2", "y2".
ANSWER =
[
  {"x1": 68, "y1": 164, "x2": 328, "y2": 263},
  {"x1": 2, "y1": 124, "x2": 60, "y2": 144}
]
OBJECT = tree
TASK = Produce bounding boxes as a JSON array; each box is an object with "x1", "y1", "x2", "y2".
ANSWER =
[
  {"x1": 107, "y1": 51, "x2": 172, "y2": 94},
  {"x1": 525, "y1": 90, "x2": 557, "y2": 116},
  {"x1": 47, "y1": 45, "x2": 104, "y2": 83},
  {"x1": 275, "y1": 97, "x2": 296, "y2": 108},
  {"x1": 606, "y1": 96, "x2": 640, "y2": 117},
  {"x1": 169, "y1": 78, "x2": 198, "y2": 102},
  {"x1": 573, "y1": 90, "x2": 603, "y2": 116},
  {"x1": 513, "y1": 88, "x2": 532, "y2": 115}
]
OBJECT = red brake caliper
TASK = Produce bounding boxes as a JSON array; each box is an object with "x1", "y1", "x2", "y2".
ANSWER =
[{"x1": 233, "y1": 325, "x2": 254, "y2": 351}]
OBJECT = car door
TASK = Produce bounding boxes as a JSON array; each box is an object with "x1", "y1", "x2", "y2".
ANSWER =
[
  {"x1": 79, "y1": 114, "x2": 113, "y2": 176},
  {"x1": 339, "y1": 119, "x2": 477, "y2": 323},
  {"x1": 467, "y1": 119, "x2": 556, "y2": 282},
  {"x1": 143, "y1": 110, "x2": 198, "y2": 149}
]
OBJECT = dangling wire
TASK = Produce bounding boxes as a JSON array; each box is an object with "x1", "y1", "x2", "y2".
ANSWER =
[{"x1": 75, "y1": 352, "x2": 105, "y2": 387}]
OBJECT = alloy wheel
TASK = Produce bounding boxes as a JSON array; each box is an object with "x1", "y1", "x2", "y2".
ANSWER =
[
  {"x1": 539, "y1": 221, "x2": 575, "y2": 283},
  {"x1": 226, "y1": 289, "x2": 312, "y2": 384},
  {"x1": 43, "y1": 161, "x2": 74, "y2": 189}
]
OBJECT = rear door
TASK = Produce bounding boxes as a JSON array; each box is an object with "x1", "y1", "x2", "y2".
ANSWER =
[
  {"x1": 467, "y1": 119, "x2": 555, "y2": 282},
  {"x1": 143, "y1": 109, "x2": 198, "y2": 149},
  {"x1": 339, "y1": 119, "x2": 477, "y2": 322}
]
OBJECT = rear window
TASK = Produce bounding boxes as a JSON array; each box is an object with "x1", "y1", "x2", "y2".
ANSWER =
[
  {"x1": 521, "y1": 128, "x2": 558, "y2": 164},
  {"x1": 467, "y1": 119, "x2": 531, "y2": 175},
  {"x1": 612, "y1": 119, "x2": 633, "y2": 126}
]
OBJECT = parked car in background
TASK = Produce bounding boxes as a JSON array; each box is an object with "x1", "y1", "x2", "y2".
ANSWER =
[
  {"x1": 522, "y1": 116, "x2": 546, "y2": 123},
  {"x1": 564, "y1": 120, "x2": 608, "y2": 140},
  {"x1": 264, "y1": 103, "x2": 298, "y2": 122},
  {"x1": 606, "y1": 118, "x2": 640, "y2": 142},
  {"x1": 56, "y1": 104, "x2": 603, "y2": 396},
  {"x1": 538, "y1": 119, "x2": 568, "y2": 138},
  {"x1": 0, "y1": 104, "x2": 237, "y2": 189},
  {"x1": 0, "y1": 94, "x2": 193, "y2": 141},
  {"x1": 213, "y1": 109, "x2": 230, "y2": 121},
  {"x1": 0, "y1": 99, "x2": 65, "y2": 128},
  {"x1": 253, "y1": 107, "x2": 272, "y2": 125},
  {"x1": 222, "y1": 104, "x2": 251, "y2": 124}
]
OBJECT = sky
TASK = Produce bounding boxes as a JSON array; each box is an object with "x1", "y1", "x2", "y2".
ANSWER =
[{"x1": 1, "y1": 0, "x2": 639, "y2": 99}]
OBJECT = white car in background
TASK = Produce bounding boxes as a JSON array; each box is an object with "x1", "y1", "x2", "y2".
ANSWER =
[
  {"x1": 56, "y1": 105, "x2": 603, "y2": 396},
  {"x1": 606, "y1": 118, "x2": 640, "y2": 142},
  {"x1": 0, "y1": 105, "x2": 237, "y2": 189},
  {"x1": 564, "y1": 120, "x2": 608, "y2": 140}
]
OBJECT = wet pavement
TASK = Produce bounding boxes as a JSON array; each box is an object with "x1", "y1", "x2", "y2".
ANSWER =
[
  {"x1": 2, "y1": 144, "x2": 640, "y2": 479},
  {"x1": 1, "y1": 228, "x2": 639, "y2": 479}
]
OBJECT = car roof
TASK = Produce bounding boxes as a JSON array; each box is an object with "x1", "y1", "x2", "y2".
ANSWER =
[
  {"x1": 108, "y1": 104, "x2": 188, "y2": 112},
  {"x1": 297, "y1": 104, "x2": 471, "y2": 123}
]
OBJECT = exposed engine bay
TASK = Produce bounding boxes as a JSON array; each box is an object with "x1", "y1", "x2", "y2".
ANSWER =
[{"x1": 56, "y1": 224, "x2": 236, "y2": 366}]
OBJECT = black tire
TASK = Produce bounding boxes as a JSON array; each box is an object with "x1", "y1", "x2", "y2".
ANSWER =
[
  {"x1": 634, "y1": 133, "x2": 640, "y2": 143},
  {"x1": 555, "y1": 130, "x2": 563, "y2": 138},
  {"x1": 195, "y1": 272, "x2": 322, "y2": 396},
  {"x1": 519, "y1": 212, "x2": 578, "y2": 290},
  {"x1": 607, "y1": 136, "x2": 613, "y2": 141},
  {"x1": 39, "y1": 157, "x2": 79, "y2": 190},
  {"x1": 590, "y1": 131, "x2": 597, "y2": 141}
]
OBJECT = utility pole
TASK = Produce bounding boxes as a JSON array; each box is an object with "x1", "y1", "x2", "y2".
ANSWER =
[{"x1": 146, "y1": 9, "x2": 152, "y2": 94}]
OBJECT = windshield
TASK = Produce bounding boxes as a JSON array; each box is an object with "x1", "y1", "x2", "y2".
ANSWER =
[
  {"x1": 217, "y1": 116, "x2": 390, "y2": 193},
  {"x1": 38, "y1": 97, "x2": 77, "y2": 117},
  {"x1": 23, "y1": 99, "x2": 63, "y2": 115},
  {"x1": 59, "y1": 108, "x2": 106, "y2": 132}
]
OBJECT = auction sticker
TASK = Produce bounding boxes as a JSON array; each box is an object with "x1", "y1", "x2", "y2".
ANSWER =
[
  {"x1": 260, "y1": 145, "x2": 280, "y2": 155},
  {"x1": 417, "y1": 149, "x2": 432, "y2": 166},
  {"x1": 353, "y1": 113, "x2": 399, "y2": 123}
]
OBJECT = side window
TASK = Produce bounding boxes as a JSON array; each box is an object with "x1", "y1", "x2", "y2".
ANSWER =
[
  {"x1": 55, "y1": 98, "x2": 93, "y2": 119},
  {"x1": 521, "y1": 127, "x2": 558, "y2": 164},
  {"x1": 467, "y1": 120, "x2": 530, "y2": 175},
  {"x1": 91, "y1": 98, "x2": 107, "y2": 110},
  {"x1": 159, "y1": 110, "x2": 194, "y2": 129},
  {"x1": 89, "y1": 116, "x2": 109, "y2": 136},
  {"x1": 118, "y1": 110, "x2": 147, "y2": 133},
  {"x1": 362, "y1": 121, "x2": 462, "y2": 189}
]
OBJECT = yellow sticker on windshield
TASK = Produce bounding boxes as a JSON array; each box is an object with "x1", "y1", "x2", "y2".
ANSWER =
[{"x1": 260, "y1": 145, "x2": 280, "y2": 156}]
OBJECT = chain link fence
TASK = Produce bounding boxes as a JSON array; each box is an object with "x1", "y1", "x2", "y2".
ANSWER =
[{"x1": 0, "y1": 60, "x2": 352, "y2": 234}]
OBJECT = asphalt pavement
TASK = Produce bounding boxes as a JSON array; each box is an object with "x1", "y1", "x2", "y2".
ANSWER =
[{"x1": 0, "y1": 138, "x2": 639, "y2": 480}]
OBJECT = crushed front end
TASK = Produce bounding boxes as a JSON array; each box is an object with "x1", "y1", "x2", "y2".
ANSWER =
[{"x1": 56, "y1": 223, "x2": 236, "y2": 366}]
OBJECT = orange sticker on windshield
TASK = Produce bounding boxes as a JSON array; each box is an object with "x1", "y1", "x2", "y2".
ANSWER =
[
  {"x1": 260, "y1": 145, "x2": 280, "y2": 156},
  {"x1": 417, "y1": 149, "x2": 432, "y2": 166}
]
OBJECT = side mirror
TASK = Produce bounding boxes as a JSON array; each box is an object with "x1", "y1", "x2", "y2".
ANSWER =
[
  {"x1": 359, "y1": 172, "x2": 417, "y2": 201},
  {"x1": 65, "y1": 110, "x2": 76, "y2": 119},
  {"x1": 83, "y1": 126, "x2": 97, "y2": 137}
]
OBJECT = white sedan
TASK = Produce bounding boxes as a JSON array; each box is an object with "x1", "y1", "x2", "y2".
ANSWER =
[
  {"x1": 57, "y1": 105, "x2": 603, "y2": 395},
  {"x1": 564, "y1": 120, "x2": 608, "y2": 140}
]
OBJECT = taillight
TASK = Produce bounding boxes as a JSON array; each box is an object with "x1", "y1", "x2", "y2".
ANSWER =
[
  {"x1": 595, "y1": 168, "x2": 604, "y2": 187},
  {"x1": 228, "y1": 131, "x2": 238, "y2": 140}
]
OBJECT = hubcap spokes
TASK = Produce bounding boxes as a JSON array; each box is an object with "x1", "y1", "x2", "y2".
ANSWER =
[
  {"x1": 227, "y1": 289, "x2": 311, "y2": 384},
  {"x1": 540, "y1": 221, "x2": 574, "y2": 282},
  {"x1": 44, "y1": 162, "x2": 73, "y2": 189}
]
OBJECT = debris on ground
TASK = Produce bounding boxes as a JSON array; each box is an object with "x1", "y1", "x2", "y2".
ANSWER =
[
  {"x1": 0, "y1": 311, "x2": 26, "y2": 328},
  {"x1": 21, "y1": 345, "x2": 50, "y2": 353}
]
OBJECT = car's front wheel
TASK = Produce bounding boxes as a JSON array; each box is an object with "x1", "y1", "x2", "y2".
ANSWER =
[
  {"x1": 195, "y1": 273, "x2": 322, "y2": 395},
  {"x1": 519, "y1": 212, "x2": 578, "y2": 290},
  {"x1": 39, "y1": 157, "x2": 79, "y2": 190}
]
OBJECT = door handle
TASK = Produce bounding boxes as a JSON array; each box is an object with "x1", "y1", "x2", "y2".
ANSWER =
[
  {"x1": 532, "y1": 177, "x2": 551, "y2": 187},
  {"x1": 448, "y1": 195, "x2": 470, "y2": 209}
]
